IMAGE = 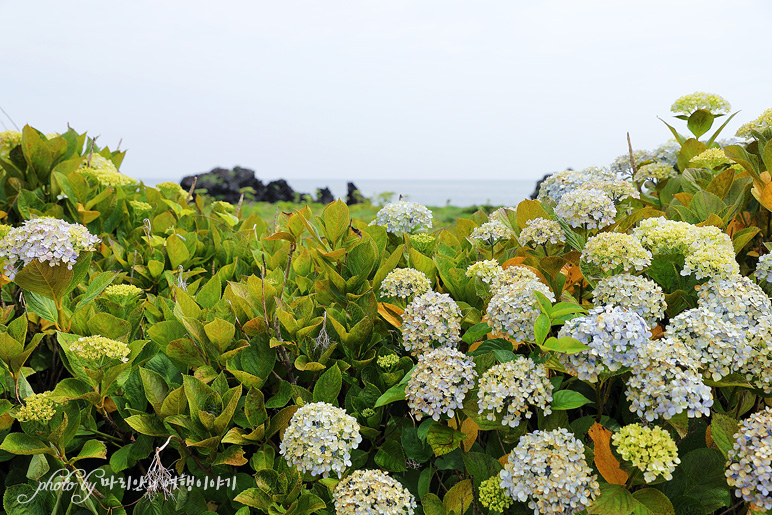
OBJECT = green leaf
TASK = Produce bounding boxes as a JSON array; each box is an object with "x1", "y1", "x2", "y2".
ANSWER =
[
  {"x1": 265, "y1": 380, "x2": 293, "y2": 409},
  {"x1": 427, "y1": 424, "x2": 465, "y2": 457},
  {"x1": 72, "y1": 440, "x2": 107, "y2": 462},
  {"x1": 540, "y1": 336, "x2": 590, "y2": 355},
  {"x1": 534, "y1": 313, "x2": 551, "y2": 345},
  {"x1": 686, "y1": 109, "x2": 714, "y2": 139},
  {"x1": 461, "y1": 322, "x2": 491, "y2": 345},
  {"x1": 140, "y1": 367, "x2": 169, "y2": 412},
  {"x1": 443, "y1": 479, "x2": 473, "y2": 515},
  {"x1": 0, "y1": 433, "x2": 54, "y2": 455},
  {"x1": 588, "y1": 484, "x2": 637, "y2": 515},
  {"x1": 374, "y1": 439, "x2": 407, "y2": 472},
  {"x1": 14, "y1": 260, "x2": 73, "y2": 301},
  {"x1": 374, "y1": 382, "x2": 407, "y2": 408},
  {"x1": 422, "y1": 493, "x2": 446, "y2": 515},
  {"x1": 26, "y1": 453, "x2": 50, "y2": 480},
  {"x1": 74, "y1": 271, "x2": 118, "y2": 312},
  {"x1": 313, "y1": 363, "x2": 342, "y2": 404},
  {"x1": 659, "y1": 448, "x2": 731, "y2": 513},
  {"x1": 632, "y1": 488, "x2": 675, "y2": 515},
  {"x1": 732, "y1": 226, "x2": 760, "y2": 254},
  {"x1": 462, "y1": 452, "x2": 503, "y2": 488},
  {"x1": 203, "y1": 318, "x2": 236, "y2": 353},
  {"x1": 166, "y1": 234, "x2": 190, "y2": 269},
  {"x1": 710, "y1": 412, "x2": 739, "y2": 459},
  {"x1": 551, "y1": 390, "x2": 593, "y2": 410},
  {"x1": 124, "y1": 414, "x2": 168, "y2": 436}
]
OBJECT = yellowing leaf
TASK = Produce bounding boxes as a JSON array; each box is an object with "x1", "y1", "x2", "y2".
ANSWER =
[
  {"x1": 378, "y1": 302, "x2": 403, "y2": 328},
  {"x1": 461, "y1": 418, "x2": 479, "y2": 452},
  {"x1": 589, "y1": 422, "x2": 628, "y2": 485},
  {"x1": 760, "y1": 182, "x2": 772, "y2": 212}
]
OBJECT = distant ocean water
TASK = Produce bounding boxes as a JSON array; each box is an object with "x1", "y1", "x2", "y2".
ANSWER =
[{"x1": 288, "y1": 179, "x2": 538, "y2": 208}]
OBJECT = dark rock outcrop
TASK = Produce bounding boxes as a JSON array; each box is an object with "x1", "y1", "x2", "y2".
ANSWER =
[
  {"x1": 263, "y1": 179, "x2": 297, "y2": 203},
  {"x1": 346, "y1": 182, "x2": 364, "y2": 205},
  {"x1": 181, "y1": 166, "x2": 265, "y2": 204},
  {"x1": 316, "y1": 187, "x2": 335, "y2": 205}
]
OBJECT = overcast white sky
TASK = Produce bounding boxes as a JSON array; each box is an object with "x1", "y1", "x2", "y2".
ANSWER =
[{"x1": 2, "y1": 0, "x2": 771, "y2": 184}]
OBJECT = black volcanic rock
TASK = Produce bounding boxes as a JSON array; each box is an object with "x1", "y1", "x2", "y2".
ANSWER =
[
  {"x1": 346, "y1": 182, "x2": 364, "y2": 205},
  {"x1": 316, "y1": 187, "x2": 335, "y2": 205},
  {"x1": 263, "y1": 179, "x2": 296, "y2": 203},
  {"x1": 181, "y1": 166, "x2": 266, "y2": 204}
]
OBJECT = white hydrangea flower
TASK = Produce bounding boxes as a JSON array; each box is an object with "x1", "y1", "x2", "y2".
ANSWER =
[
  {"x1": 634, "y1": 162, "x2": 677, "y2": 183},
  {"x1": 625, "y1": 338, "x2": 713, "y2": 421},
  {"x1": 477, "y1": 357, "x2": 553, "y2": 427},
  {"x1": 755, "y1": 254, "x2": 772, "y2": 283},
  {"x1": 406, "y1": 347, "x2": 476, "y2": 421},
  {"x1": 652, "y1": 140, "x2": 680, "y2": 166},
  {"x1": 401, "y1": 291, "x2": 461, "y2": 356},
  {"x1": 537, "y1": 167, "x2": 617, "y2": 204},
  {"x1": 380, "y1": 268, "x2": 431, "y2": 298},
  {"x1": 493, "y1": 266, "x2": 540, "y2": 291},
  {"x1": 667, "y1": 307, "x2": 750, "y2": 381},
  {"x1": 500, "y1": 428, "x2": 600, "y2": 515},
  {"x1": 612, "y1": 424, "x2": 680, "y2": 483},
  {"x1": 581, "y1": 232, "x2": 651, "y2": 274},
  {"x1": 487, "y1": 279, "x2": 554, "y2": 343},
  {"x1": 558, "y1": 305, "x2": 651, "y2": 382},
  {"x1": 726, "y1": 407, "x2": 772, "y2": 512},
  {"x1": 333, "y1": 469, "x2": 416, "y2": 515},
  {"x1": 610, "y1": 151, "x2": 655, "y2": 176},
  {"x1": 470, "y1": 220, "x2": 512, "y2": 245},
  {"x1": 578, "y1": 178, "x2": 639, "y2": 202},
  {"x1": 280, "y1": 402, "x2": 362, "y2": 478},
  {"x1": 671, "y1": 92, "x2": 731, "y2": 115},
  {"x1": 736, "y1": 107, "x2": 772, "y2": 139},
  {"x1": 741, "y1": 316, "x2": 772, "y2": 393},
  {"x1": 555, "y1": 188, "x2": 616, "y2": 229},
  {"x1": 592, "y1": 274, "x2": 666, "y2": 328},
  {"x1": 0, "y1": 218, "x2": 100, "y2": 280},
  {"x1": 371, "y1": 201, "x2": 433, "y2": 234},
  {"x1": 466, "y1": 259, "x2": 504, "y2": 285},
  {"x1": 697, "y1": 275, "x2": 771, "y2": 329},
  {"x1": 519, "y1": 218, "x2": 566, "y2": 247},
  {"x1": 70, "y1": 335, "x2": 131, "y2": 363}
]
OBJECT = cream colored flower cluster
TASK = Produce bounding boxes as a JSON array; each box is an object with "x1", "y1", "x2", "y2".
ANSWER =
[
  {"x1": 689, "y1": 147, "x2": 731, "y2": 169},
  {"x1": 78, "y1": 155, "x2": 136, "y2": 187},
  {"x1": 70, "y1": 335, "x2": 131, "y2": 363},
  {"x1": 519, "y1": 218, "x2": 565, "y2": 247},
  {"x1": 610, "y1": 151, "x2": 655, "y2": 176},
  {"x1": 755, "y1": 254, "x2": 772, "y2": 283},
  {"x1": 555, "y1": 189, "x2": 616, "y2": 229},
  {"x1": 372, "y1": 201, "x2": 433, "y2": 234},
  {"x1": 500, "y1": 428, "x2": 600, "y2": 515},
  {"x1": 0, "y1": 218, "x2": 100, "y2": 280},
  {"x1": 726, "y1": 407, "x2": 772, "y2": 511},
  {"x1": 465, "y1": 259, "x2": 503, "y2": 285},
  {"x1": 0, "y1": 130, "x2": 21, "y2": 158},
  {"x1": 16, "y1": 392, "x2": 57, "y2": 423},
  {"x1": 612, "y1": 424, "x2": 680, "y2": 483},
  {"x1": 406, "y1": 347, "x2": 476, "y2": 421},
  {"x1": 634, "y1": 217, "x2": 738, "y2": 280},
  {"x1": 478, "y1": 477, "x2": 513, "y2": 513},
  {"x1": 401, "y1": 291, "x2": 461, "y2": 356},
  {"x1": 581, "y1": 232, "x2": 651, "y2": 274},
  {"x1": 592, "y1": 274, "x2": 666, "y2": 328},
  {"x1": 102, "y1": 284, "x2": 144, "y2": 305},
  {"x1": 558, "y1": 305, "x2": 651, "y2": 382},
  {"x1": 634, "y1": 162, "x2": 677, "y2": 183},
  {"x1": 486, "y1": 278, "x2": 554, "y2": 342},
  {"x1": 697, "y1": 275, "x2": 771, "y2": 329},
  {"x1": 470, "y1": 220, "x2": 512, "y2": 245},
  {"x1": 670, "y1": 91, "x2": 731, "y2": 115},
  {"x1": 742, "y1": 316, "x2": 772, "y2": 393},
  {"x1": 380, "y1": 268, "x2": 431, "y2": 299},
  {"x1": 736, "y1": 107, "x2": 772, "y2": 139},
  {"x1": 578, "y1": 178, "x2": 639, "y2": 202},
  {"x1": 333, "y1": 469, "x2": 416, "y2": 515},
  {"x1": 477, "y1": 357, "x2": 553, "y2": 427},
  {"x1": 537, "y1": 167, "x2": 617, "y2": 204},
  {"x1": 280, "y1": 402, "x2": 362, "y2": 478}
]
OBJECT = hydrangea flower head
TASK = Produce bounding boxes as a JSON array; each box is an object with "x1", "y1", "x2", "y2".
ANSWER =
[
  {"x1": 470, "y1": 220, "x2": 511, "y2": 245},
  {"x1": 376, "y1": 354, "x2": 400, "y2": 370},
  {"x1": 742, "y1": 316, "x2": 772, "y2": 393},
  {"x1": 406, "y1": 347, "x2": 476, "y2": 421},
  {"x1": 70, "y1": 335, "x2": 131, "y2": 363},
  {"x1": 401, "y1": 291, "x2": 461, "y2": 355},
  {"x1": 156, "y1": 182, "x2": 186, "y2": 199},
  {"x1": 625, "y1": 338, "x2": 713, "y2": 421},
  {"x1": 653, "y1": 140, "x2": 680, "y2": 166},
  {"x1": 697, "y1": 275, "x2": 771, "y2": 328},
  {"x1": 755, "y1": 254, "x2": 772, "y2": 283},
  {"x1": 0, "y1": 130, "x2": 21, "y2": 158},
  {"x1": 78, "y1": 155, "x2": 136, "y2": 187},
  {"x1": 689, "y1": 147, "x2": 731, "y2": 169},
  {"x1": 736, "y1": 108, "x2": 772, "y2": 139},
  {"x1": 16, "y1": 392, "x2": 57, "y2": 423},
  {"x1": 477, "y1": 357, "x2": 553, "y2": 427},
  {"x1": 634, "y1": 162, "x2": 677, "y2": 183},
  {"x1": 102, "y1": 284, "x2": 144, "y2": 305},
  {"x1": 0, "y1": 218, "x2": 100, "y2": 280},
  {"x1": 555, "y1": 189, "x2": 616, "y2": 229},
  {"x1": 581, "y1": 232, "x2": 651, "y2": 274},
  {"x1": 466, "y1": 259, "x2": 503, "y2": 285},
  {"x1": 610, "y1": 150, "x2": 655, "y2": 175},
  {"x1": 537, "y1": 168, "x2": 617, "y2": 204},
  {"x1": 726, "y1": 407, "x2": 772, "y2": 511},
  {"x1": 408, "y1": 233, "x2": 436, "y2": 254},
  {"x1": 612, "y1": 424, "x2": 680, "y2": 482},
  {"x1": 380, "y1": 268, "x2": 431, "y2": 298},
  {"x1": 333, "y1": 469, "x2": 416, "y2": 515},
  {"x1": 280, "y1": 402, "x2": 361, "y2": 478},
  {"x1": 578, "y1": 178, "x2": 639, "y2": 202},
  {"x1": 519, "y1": 218, "x2": 565, "y2": 247},
  {"x1": 592, "y1": 274, "x2": 666, "y2": 328},
  {"x1": 129, "y1": 200, "x2": 153, "y2": 218},
  {"x1": 371, "y1": 201, "x2": 432, "y2": 234},
  {"x1": 558, "y1": 305, "x2": 651, "y2": 382},
  {"x1": 486, "y1": 279, "x2": 554, "y2": 342},
  {"x1": 500, "y1": 428, "x2": 600, "y2": 515},
  {"x1": 478, "y1": 477, "x2": 513, "y2": 513},
  {"x1": 671, "y1": 92, "x2": 731, "y2": 115}
]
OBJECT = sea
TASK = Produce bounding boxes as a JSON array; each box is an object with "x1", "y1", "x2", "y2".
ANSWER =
[{"x1": 287, "y1": 179, "x2": 538, "y2": 208}]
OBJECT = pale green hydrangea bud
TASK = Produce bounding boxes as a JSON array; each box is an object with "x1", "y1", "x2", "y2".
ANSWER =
[
  {"x1": 0, "y1": 130, "x2": 21, "y2": 158},
  {"x1": 689, "y1": 147, "x2": 731, "y2": 169},
  {"x1": 519, "y1": 218, "x2": 565, "y2": 247},
  {"x1": 69, "y1": 335, "x2": 131, "y2": 363},
  {"x1": 478, "y1": 476, "x2": 513, "y2": 513},
  {"x1": 406, "y1": 347, "x2": 476, "y2": 421},
  {"x1": 212, "y1": 200, "x2": 236, "y2": 214},
  {"x1": 280, "y1": 402, "x2": 361, "y2": 478},
  {"x1": 408, "y1": 233, "x2": 436, "y2": 254},
  {"x1": 0, "y1": 224, "x2": 11, "y2": 240},
  {"x1": 612, "y1": 424, "x2": 680, "y2": 483},
  {"x1": 634, "y1": 162, "x2": 677, "y2": 183},
  {"x1": 16, "y1": 392, "x2": 57, "y2": 423},
  {"x1": 380, "y1": 268, "x2": 431, "y2": 298},
  {"x1": 736, "y1": 108, "x2": 772, "y2": 139},
  {"x1": 581, "y1": 232, "x2": 651, "y2": 274},
  {"x1": 671, "y1": 92, "x2": 731, "y2": 115},
  {"x1": 78, "y1": 155, "x2": 136, "y2": 187},
  {"x1": 477, "y1": 357, "x2": 553, "y2": 427},
  {"x1": 129, "y1": 200, "x2": 153, "y2": 218},
  {"x1": 102, "y1": 284, "x2": 144, "y2": 306},
  {"x1": 333, "y1": 469, "x2": 416, "y2": 515},
  {"x1": 156, "y1": 182, "x2": 186, "y2": 199},
  {"x1": 470, "y1": 220, "x2": 511, "y2": 245},
  {"x1": 377, "y1": 353, "x2": 400, "y2": 370}
]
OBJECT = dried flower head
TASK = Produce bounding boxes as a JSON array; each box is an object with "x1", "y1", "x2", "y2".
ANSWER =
[
  {"x1": 406, "y1": 347, "x2": 476, "y2": 421},
  {"x1": 333, "y1": 469, "x2": 416, "y2": 515}
]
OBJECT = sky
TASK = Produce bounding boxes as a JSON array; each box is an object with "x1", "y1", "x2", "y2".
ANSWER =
[{"x1": 2, "y1": 0, "x2": 771, "y2": 185}]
